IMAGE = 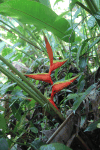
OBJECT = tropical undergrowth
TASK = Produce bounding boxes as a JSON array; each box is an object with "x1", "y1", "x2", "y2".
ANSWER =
[{"x1": 0, "y1": 0, "x2": 100, "y2": 150}]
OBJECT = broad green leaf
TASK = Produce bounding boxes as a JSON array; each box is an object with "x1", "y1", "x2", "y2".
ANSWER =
[
  {"x1": 0, "y1": 0, "x2": 75, "y2": 43},
  {"x1": 84, "y1": 119, "x2": 100, "y2": 132},
  {"x1": 30, "y1": 127, "x2": 38, "y2": 133},
  {"x1": 40, "y1": 143, "x2": 72, "y2": 150},
  {"x1": 0, "y1": 138, "x2": 8, "y2": 150},
  {"x1": 55, "y1": 11, "x2": 69, "y2": 21},
  {"x1": 0, "y1": 114, "x2": 6, "y2": 131},
  {"x1": 67, "y1": 93, "x2": 83, "y2": 101},
  {"x1": 73, "y1": 84, "x2": 96, "y2": 112}
]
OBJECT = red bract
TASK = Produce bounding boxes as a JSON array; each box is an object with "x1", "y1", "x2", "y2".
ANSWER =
[
  {"x1": 44, "y1": 36, "x2": 67, "y2": 74},
  {"x1": 25, "y1": 73, "x2": 53, "y2": 84},
  {"x1": 49, "y1": 59, "x2": 67, "y2": 75},
  {"x1": 51, "y1": 75, "x2": 79, "y2": 98},
  {"x1": 44, "y1": 36, "x2": 53, "y2": 65}
]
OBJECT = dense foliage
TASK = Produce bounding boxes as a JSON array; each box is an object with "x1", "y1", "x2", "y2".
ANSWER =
[{"x1": 0, "y1": 0, "x2": 100, "y2": 149}]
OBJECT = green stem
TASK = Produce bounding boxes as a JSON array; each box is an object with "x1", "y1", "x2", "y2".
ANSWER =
[
  {"x1": 0, "y1": 56, "x2": 65, "y2": 121},
  {"x1": 0, "y1": 65, "x2": 65, "y2": 121},
  {"x1": 0, "y1": 55, "x2": 47, "y2": 103},
  {"x1": 0, "y1": 65, "x2": 44, "y2": 106}
]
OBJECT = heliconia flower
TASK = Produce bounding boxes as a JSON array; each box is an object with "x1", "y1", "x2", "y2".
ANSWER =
[
  {"x1": 24, "y1": 36, "x2": 80, "y2": 112},
  {"x1": 25, "y1": 73, "x2": 53, "y2": 84},
  {"x1": 51, "y1": 75, "x2": 79, "y2": 97},
  {"x1": 48, "y1": 98, "x2": 59, "y2": 110}
]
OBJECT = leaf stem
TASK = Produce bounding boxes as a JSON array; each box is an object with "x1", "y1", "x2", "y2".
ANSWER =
[
  {"x1": 0, "y1": 65, "x2": 44, "y2": 106},
  {"x1": 0, "y1": 55, "x2": 65, "y2": 121}
]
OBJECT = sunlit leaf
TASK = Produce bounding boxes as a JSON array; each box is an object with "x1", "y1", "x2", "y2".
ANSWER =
[{"x1": 0, "y1": 0, "x2": 75, "y2": 42}]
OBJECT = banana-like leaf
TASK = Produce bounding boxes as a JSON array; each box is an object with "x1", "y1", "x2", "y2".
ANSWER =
[{"x1": 0, "y1": 0, "x2": 75, "y2": 42}]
